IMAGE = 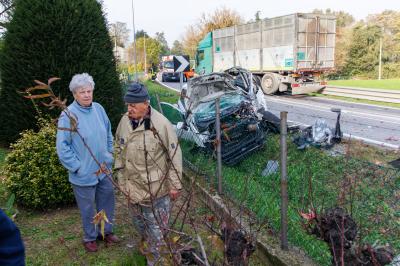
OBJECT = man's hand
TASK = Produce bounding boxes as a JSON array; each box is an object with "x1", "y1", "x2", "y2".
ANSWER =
[
  {"x1": 169, "y1": 189, "x2": 181, "y2": 201},
  {"x1": 95, "y1": 162, "x2": 111, "y2": 176}
]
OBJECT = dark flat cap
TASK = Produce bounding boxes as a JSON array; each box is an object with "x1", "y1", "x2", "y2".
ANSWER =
[{"x1": 124, "y1": 82, "x2": 150, "y2": 103}]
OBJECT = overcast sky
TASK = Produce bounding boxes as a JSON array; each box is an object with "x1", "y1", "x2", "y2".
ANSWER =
[{"x1": 101, "y1": 0, "x2": 400, "y2": 46}]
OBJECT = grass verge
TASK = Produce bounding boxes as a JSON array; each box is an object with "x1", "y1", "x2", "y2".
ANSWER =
[
  {"x1": 1, "y1": 81, "x2": 264, "y2": 265},
  {"x1": 149, "y1": 80, "x2": 400, "y2": 266},
  {"x1": 310, "y1": 92, "x2": 400, "y2": 109},
  {"x1": 328, "y1": 79, "x2": 400, "y2": 90}
]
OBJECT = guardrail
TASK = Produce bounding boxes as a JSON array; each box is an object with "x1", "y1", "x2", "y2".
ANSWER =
[{"x1": 322, "y1": 86, "x2": 400, "y2": 103}]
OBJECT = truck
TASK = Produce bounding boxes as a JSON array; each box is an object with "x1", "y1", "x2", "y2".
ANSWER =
[
  {"x1": 160, "y1": 55, "x2": 196, "y2": 82},
  {"x1": 195, "y1": 13, "x2": 336, "y2": 95},
  {"x1": 160, "y1": 55, "x2": 180, "y2": 82}
]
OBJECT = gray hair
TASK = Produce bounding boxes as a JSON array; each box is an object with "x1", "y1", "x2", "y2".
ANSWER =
[{"x1": 69, "y1": 73, "x2": 95, "y2": 93}]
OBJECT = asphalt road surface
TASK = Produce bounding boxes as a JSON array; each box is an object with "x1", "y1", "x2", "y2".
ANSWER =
[{"x1": 158, "y1": 79, "x2": 400, "y2": 149}]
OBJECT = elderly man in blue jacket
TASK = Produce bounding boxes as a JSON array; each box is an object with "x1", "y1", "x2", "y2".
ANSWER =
[{"x1": 56, "y1": 73, "x2": 119, "y2": 252}]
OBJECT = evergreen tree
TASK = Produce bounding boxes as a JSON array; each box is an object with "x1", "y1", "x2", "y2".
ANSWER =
[
  {"x1": 343, "y1": 24, "x2": 381, "y2": 77},
  {"x1": 0, "y1": 0, "x2": 124, "y2": 142}
]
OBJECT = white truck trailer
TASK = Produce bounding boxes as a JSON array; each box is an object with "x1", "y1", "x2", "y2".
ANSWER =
[{"x1": 195, "y1": 13, "x2": 336, "y2": 94}]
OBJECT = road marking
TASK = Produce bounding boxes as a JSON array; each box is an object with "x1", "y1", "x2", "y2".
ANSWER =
[
  {"x1": 342, "y1": 134, "x2": 400, "y2": 150},
  {"x1": 156, "y1": 79, "x2": 180, "y2": 92}
]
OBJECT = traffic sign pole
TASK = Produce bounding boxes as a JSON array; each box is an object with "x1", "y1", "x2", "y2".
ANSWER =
[{"x1": 180, "y1": 72, "x2": 183, "y2": 91}]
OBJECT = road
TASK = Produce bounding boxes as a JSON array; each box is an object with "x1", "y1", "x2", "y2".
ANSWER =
[{"x1": 158, "y1": 79, "x2": 400, "y2": 149}]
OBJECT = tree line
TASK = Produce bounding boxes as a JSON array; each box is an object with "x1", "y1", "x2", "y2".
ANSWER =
[{"x1": 108, "y1": 7, "x2": 400, "y2": 80}]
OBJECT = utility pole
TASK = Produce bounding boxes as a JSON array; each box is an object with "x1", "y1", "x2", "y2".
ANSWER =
[
  {"x1": 114, "y1": 26, "x2": 118, "y2": 62},
  {"x1": 144, "y1": 35, "x2": 147, "y2": 75},
  {"x1": 378, "y1": 26, "x2": 383, "y2": 80},
  {"x1": 131, "y1": 0, "x2": 138, "y2": 81}
]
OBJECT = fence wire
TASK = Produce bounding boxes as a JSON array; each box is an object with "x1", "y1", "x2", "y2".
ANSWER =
[{"x1": 150, "y1": 83, "x2": 400, "y2": 265}]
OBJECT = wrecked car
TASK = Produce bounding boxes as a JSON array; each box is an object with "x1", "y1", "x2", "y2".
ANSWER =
[{"x1": 160, "y1": 68, "x2": 281, "y2": 165}]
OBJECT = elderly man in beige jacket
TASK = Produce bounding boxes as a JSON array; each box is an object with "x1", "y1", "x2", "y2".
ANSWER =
[{"x1": 114, "y1": 82, "x2": 182, "y2": 265}]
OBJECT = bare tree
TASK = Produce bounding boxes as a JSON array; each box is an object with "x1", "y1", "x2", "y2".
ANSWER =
[
  {"x1": 170, "y1": 40, "x2": 184, "y2": 55},
  {"x1": 182, "y1": 25, "x2": 202, "y2": 58},
  {"x1": 154, "y1": 31, "x2": 170, "y2": 56},
  {"x1": 0, "y1": 0, "x2": 14, "y2": 29},
  {"x1": 182, "y1": 6, "x2": 243, "y2": 58},
  {"x1": 108, "y1": 21, "x2": 129, "y2": 48}
]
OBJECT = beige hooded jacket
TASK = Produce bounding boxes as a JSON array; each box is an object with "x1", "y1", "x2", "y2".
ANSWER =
[{"x1": 114, "y1": 108, "x2": 182, "y2": 204}]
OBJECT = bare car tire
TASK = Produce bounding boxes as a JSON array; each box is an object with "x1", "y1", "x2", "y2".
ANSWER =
[{"x1": 261, "y1": 73, "x2": 279, "y2": 94}]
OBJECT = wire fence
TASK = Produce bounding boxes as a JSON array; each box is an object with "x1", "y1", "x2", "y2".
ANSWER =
[
  {"x1": 148, "y1": 80, "x2": 400, "y2": 265},
  {"x1": 180, "y1": 129, "x2": 400, "y2": 265}
]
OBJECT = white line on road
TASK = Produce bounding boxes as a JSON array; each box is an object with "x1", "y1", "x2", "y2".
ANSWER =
[{"x1": 156, "y1": 79, "x2": 180, "y2": 92}]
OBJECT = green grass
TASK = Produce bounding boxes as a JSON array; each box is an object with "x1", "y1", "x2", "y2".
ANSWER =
[
  {"x1": 180, "y1": 137, "x2": 400, "y2": 266},
  {"x1": 311, "y1": 93, "x2": 400, "y2": 109},
  {"x1": 328, "y1": 79, "x2": 400, "y2": 90},
  {"x1": 147, "y1": 80, "x2": 400, "y2": 266}
]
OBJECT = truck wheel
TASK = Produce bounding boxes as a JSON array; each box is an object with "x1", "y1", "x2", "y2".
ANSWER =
[
  {"x1": 162, "y1": 76, "x2": 165, "y2": 82},
  {"x1": 261, "y1": 73, "x2": 279, "y2": 94}
]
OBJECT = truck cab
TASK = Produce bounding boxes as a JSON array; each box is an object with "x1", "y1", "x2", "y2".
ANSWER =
[{"x1": 195, "y1": 32, "x2": 213, "y2": 75}]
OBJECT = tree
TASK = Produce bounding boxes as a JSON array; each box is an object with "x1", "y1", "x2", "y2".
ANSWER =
[
  {"x1": 198, "y1": 6, "x2": 243, "y2": 36},
  {"x1": 170, "y1": 40, "x2": 184, "y2": 55},
  {"x1": 135, "y1": 29, "x2": 149, "y2": 39},
  {"x1": 154, "y1": 31, "x2": 169, "y2": 55},
  {"x1": 182, "y1": 25, "x2": 202, "y2": 59},
  {"x1": 343, "y1": 23, "x2": 382, "y2": 77},
  {"x1": 182, "y1": 6, "x2": 243, "y2": 58},
  {"x1": 0, "y1": 0, "x2": 14, "y2": 30},
  {"x1": 255, "y1": 10, "x2": 261, "y2": 22},
  {"x1": 126, "y1": 36, "x2": 162, "y2": 72},
  {"x1": 366, "y1": 10, "x2": 400, "y2": 77},
  {"x1": 109, "y1": 21, "x2": 129, "y2": 47},
  {"x1": 0, "y1": 0, "x2": 124, "y2": 142}
]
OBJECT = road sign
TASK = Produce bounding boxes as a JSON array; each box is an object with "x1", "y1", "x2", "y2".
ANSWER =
[{"x1": 173, "y1": 55, "x2": 190, "y2": 73}]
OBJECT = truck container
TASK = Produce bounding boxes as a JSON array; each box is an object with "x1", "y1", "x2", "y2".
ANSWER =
[{"x1": 195, "y1": 13, "x2": 336, "y2": 94}]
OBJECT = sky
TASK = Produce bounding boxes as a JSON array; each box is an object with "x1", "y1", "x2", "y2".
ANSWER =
[{"x1": 101, "y1": 0, "x2": 400, "y2": 46}]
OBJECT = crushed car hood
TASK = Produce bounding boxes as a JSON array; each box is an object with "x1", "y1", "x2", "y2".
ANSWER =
[{"x1": 184, "y1": 73, "x2": 240, "y2": 111}]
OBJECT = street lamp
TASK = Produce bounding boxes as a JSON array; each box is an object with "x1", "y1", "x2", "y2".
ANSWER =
[
  {"x1": 144, "y1": 35, "x2": 147, "y2": 75},
  {"x1": 131, "y1": 0, "x2": 138, "y2": 81}
]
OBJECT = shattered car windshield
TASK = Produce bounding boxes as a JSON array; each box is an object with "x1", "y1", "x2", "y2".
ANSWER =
[{"x1": 193, "y1": 93, "x2": 247, "y2": 122}]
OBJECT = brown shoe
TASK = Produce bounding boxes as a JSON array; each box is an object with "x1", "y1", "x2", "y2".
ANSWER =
[
  {"x1": 104, "y1": 233, "x2": 120, "y2": 244},
  {"x1": 83, "y1": 241, "x2": 98, "y2": 252}
]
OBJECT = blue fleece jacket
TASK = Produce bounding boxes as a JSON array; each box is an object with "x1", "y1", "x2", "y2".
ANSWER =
[
  {"x1": 0, "y1": 209, "x2": 25, "y2": 266},
  {"x1": 56, "y1": 101, "x2": 114, "y2": 186}
]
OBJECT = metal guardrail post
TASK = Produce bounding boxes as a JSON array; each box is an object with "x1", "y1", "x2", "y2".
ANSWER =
[
  {"x1": 215, "y1": 97, "x2": 223, "y2": 195},
  {"x1": 280, "y1": 111, "x2": 289, "y2": 250}
]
